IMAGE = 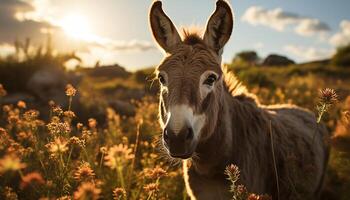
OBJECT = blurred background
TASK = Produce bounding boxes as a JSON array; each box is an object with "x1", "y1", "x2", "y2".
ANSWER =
[{"x1": 0, "y1": 0, "x2": 350, "y2": 199}]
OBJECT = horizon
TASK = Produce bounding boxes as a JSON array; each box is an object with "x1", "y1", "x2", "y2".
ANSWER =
[{"x1": 0, "y1": 0, "x2": 349, "y2": 71}]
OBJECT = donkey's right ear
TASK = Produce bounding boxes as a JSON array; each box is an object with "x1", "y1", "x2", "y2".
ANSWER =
[{"x1": 149, "y1": 1, "x2": 181, "y2": 53}]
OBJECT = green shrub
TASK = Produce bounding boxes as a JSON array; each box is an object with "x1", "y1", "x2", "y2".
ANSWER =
[{"x1": 332, "y1": 44, "x2": 350, "y2": 67}]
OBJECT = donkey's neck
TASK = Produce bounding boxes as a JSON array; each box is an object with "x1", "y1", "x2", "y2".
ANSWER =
[
  {"x1": 191, "y1": 90, "x2": 235, "y2": 176},
  {"x1": 192, "y1": 89, "x2": 270, "y2": 178}
]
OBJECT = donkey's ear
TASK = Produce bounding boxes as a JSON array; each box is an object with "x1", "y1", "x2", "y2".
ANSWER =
[
  {"x1": 149, "y1": 1, "x2": 181, "y2": 53},
  {"x1": 203, "y1": 0, "x2": 234, "y2": 55}
]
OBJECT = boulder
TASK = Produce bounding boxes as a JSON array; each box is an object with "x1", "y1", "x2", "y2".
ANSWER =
[{"x1": 26, "y1": 68, "x2": 81, "y2": 105}]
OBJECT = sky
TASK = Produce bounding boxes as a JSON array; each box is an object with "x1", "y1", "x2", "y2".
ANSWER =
[{"x1": 0, "y1": 0, "x2": 349, "y2": 71}]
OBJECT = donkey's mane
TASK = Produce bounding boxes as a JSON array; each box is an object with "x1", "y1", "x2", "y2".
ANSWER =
[{"x1": 182, "y1": 29, "x2": 204, "y2": 46}]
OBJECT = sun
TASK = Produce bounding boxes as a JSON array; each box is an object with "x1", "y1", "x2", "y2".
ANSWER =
[{"x1": 60, "y1": 13, "x2": 92, "y2": 40}]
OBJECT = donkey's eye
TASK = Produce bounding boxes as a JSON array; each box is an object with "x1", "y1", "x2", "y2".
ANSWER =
[
  {"x1": 158, "y1": 74, "x2": 166, "y2": 85},
  {"x1": 203, "y1": 74, "x2": 217, "y2": 86}
]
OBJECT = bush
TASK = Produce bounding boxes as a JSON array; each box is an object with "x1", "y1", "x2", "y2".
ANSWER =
[
  {"x1": 237, "y1": 68, "x2": 275, "y2": 88},
  {"x1": 233, "y1": 51, "x2": 259, "y2": 65},
  {"x1": 332, "y1": 44, "x2": 350, "y2": 67}
]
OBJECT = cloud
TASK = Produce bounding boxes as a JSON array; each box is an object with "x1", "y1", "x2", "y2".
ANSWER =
[
  {"x1": 241, "y1": 6, "x2": 330, "y2": 37},
  {"x1": 329, "y1": 20, "x2": 350, "y2": 47},
  {"x1": 98, "y1": 40, "x2": 156, "y2": 52},
  {"x1": 0, "y1": 0, "x2": 56, "y2": 45},
  {"x1": 284, "y1": 45, "x2": 334, "y2": 61},
  {"x1": 253, "y1": 42, "x2": 264, "y2": 49},
  {"x1": 295, "y1": 19, "x2": 330, "y2": 37},
  {"x1": 241, "y1": 6, "x2": 299, "y2": 31}
]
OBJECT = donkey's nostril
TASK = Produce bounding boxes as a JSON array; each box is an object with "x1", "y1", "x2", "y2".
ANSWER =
[{"x1": 186, "y1": 128, "x2": 194, "y2": 140}]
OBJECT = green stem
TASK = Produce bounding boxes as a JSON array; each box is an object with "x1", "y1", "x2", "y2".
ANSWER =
[
  {"x1": 126, "y1": 121, "x2": 142, "y2": 195},
  {"x1": 146, "y1": 191, "x2": 154, "y2": 200},
  {"x1": 117, "y1": 165, "x2": 125, "y2": 188},
  {"x1": 317, "y1": 104, "x2": 326, "y2": 123},
  {"x1": 99, "y1": 152, "x2": 104, "y2": 169},
  {"x1": 66, "y1": 147, "x2": 73, "y2": 167},
  {"x1": 68, "y1": 96, "x2": 72, "y2": 111}
]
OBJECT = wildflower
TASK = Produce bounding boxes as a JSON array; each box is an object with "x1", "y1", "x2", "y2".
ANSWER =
[
  {"x1": 236, "y1": 185, "x2": 247, "y2": 195},
  {"x1": 65, "y1": 84, "x2": 77, "y2": 97},
  {"x1": 64, "y1": 111, "x2": 76, "y2": 118},
  {"x1": 3, "y1": 105, "x2": 11, "y2": 112},
  {"x1": 143, "y1": 183, "x2": 159, "y2": 193},
  {"x1": 17, "y1": 101, "x2": 26, "y2": 109},
  {"x1": 248, "y1": 194, "x2": 272, "y2": 200},
  {"x1": 69, "y1": 136, "x2": 80, "y2": 145},
  {"x1": 6, "y1": 141, "x2": 26, "y2": 156},
  {"x1": 23, "y1": 110, "x2": 39, "y2": 121},
  {"x1": 319, "y1": 88, "x2": 338, "y2": 106},
  {"x1": 74, "y1": 182, "x2": 101, "y2": 200},
  {"x1": 317, "y1": 88, "x2": 338, "y2": 123},
  {"x1": 104, "y1": 144, "x2": 134, "y2": 169},
  {"x1": 145, "y1": 166, "x2": 167, "y2": 180},
  {"x1": 225, "y1": 164, "x2": 240, "y2": 183},
  {"x1": 82, "y1": 129, "x2": 93, "y2": 141},
  {"x1": 7, "y1": 110, "x2": 20, "y2": 124},
  {"x1": 47, "y1": 121, "x2": 71, "y2": 135},
  {"x1": 20, "y1": 172, "x2": 45, "y2": 189},
  {"x1": 225, "y1": 164, "x2": 245, "y2": 199},
  {"x1": 52, "y1": 106, "x2": 63, "y2": 116},
  {"x1": 77, "y1": 123, "x2": 83, "y2": 130},
  {"x1": 69, "y1": 136, "x2": 85, "y2": 148},
  {"x1": 74, "y1": 162, "x2": 95, "y2": 181},
  {"x1": 48, "y1": 100, "x2": 55, "y2": 107},
  {"x1": 88, "y1": 118, "x2": 97, "y2": 129},
  {"x1": 0, "y1": 154, "x2": 26, "y2": 173},
  {"x1": 0, "y1": 84, "x2": 7, "y2": 97},
  {"x1": 17, "y1": 131, "x2": 36, "y2": 144},
  {"x1": 3, "y1": 187, "x2": 18, "y2": 200},
  {"x1": 100, "y1": 146, "x2": 107, "y2": 154},
  {"x1": 113, "y1": 187, "x2": 126, "y2": 200},
  {"x1": 46, "y1": 137, "x2": 68, "y2": 156}
]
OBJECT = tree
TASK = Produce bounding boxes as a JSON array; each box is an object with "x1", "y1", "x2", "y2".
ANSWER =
[{"x1": 233, "y1": 51, "x2": 259, "y2": 65}]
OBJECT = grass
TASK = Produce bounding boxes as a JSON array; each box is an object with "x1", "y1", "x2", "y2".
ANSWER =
[{"x1": 0, "y1": 85, "x2": 185, "y2": 200}]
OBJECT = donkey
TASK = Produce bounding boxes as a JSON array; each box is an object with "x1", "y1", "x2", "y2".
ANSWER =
[{"x1": 149, "y1": 1, "x2": 329, "y2": 199}]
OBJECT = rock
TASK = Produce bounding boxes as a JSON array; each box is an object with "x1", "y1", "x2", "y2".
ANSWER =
[
  {"x1": 26, "y1": 68, "x2": 80, "y2": 105},
  {"x1": 262, "y1": 54, "x2": 295, "y2": 66}
]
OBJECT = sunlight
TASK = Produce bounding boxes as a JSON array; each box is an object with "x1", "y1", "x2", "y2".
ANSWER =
[{"x1": 60, "y1": 13, "x2": 92, "y2": 40}]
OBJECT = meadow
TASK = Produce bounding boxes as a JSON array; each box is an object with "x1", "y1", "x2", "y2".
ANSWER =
[{"x1": 0, "y1": 42, "x2": 350, "y2": 200}]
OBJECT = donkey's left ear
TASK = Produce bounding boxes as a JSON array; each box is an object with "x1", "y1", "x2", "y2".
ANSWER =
[
  {"x1": 149, "y1": 1, "x2": 182, "y2": 53},
  {"x1": 203, "y1": 0, "x2": 234, "y2": 55}
]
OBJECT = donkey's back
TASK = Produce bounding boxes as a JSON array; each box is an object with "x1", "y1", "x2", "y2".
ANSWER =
[{"x1": 263, "y1": 104, "x2": 329, "y2": 199}]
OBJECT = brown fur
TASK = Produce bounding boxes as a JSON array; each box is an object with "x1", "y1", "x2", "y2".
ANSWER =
[{"x1": 149, "y1": 1, "x2": 329, "y2": 199}]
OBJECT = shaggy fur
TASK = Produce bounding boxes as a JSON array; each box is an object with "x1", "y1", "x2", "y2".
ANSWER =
[{"x1": 149, "y1": 1, "x2": 330, "y2": 199}]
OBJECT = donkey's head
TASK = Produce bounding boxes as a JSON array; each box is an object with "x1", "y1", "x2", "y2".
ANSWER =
[{"x1": 149, "y1": 0, "x2": 233, "y2": 159}]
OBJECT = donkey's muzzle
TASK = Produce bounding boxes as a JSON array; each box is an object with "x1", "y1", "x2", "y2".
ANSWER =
[{"x1": 163, "y1": 126, "x2": 195, "y2": 159}]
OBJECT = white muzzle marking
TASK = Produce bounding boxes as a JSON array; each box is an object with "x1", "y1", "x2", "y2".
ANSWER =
[{"x1": 167, "y1": 104, "x2": 205, "y2": 139}]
